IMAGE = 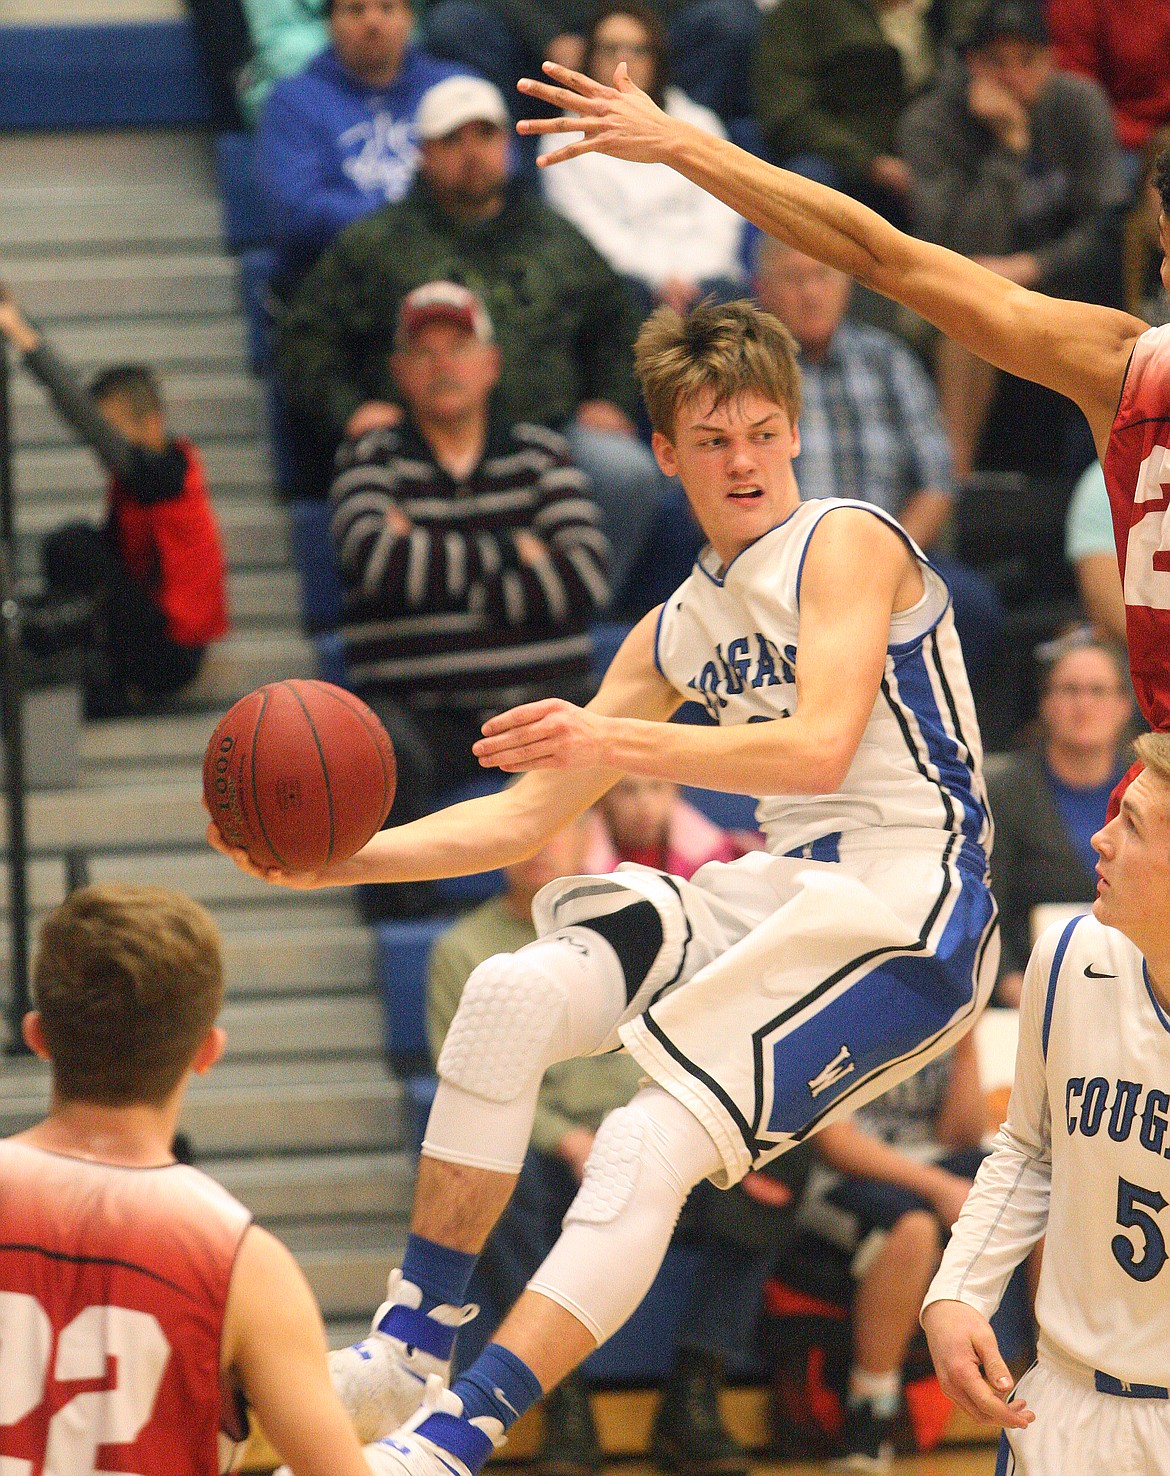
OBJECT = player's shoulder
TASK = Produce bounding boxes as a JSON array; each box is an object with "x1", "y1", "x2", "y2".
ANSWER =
[{"x1": 1029, "y1": 913, "x2": 1145, "y2": 1021}]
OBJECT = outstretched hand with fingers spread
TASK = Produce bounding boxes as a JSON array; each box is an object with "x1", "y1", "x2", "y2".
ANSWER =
[
  {"x1": 516, "y1": 60, "x2": 684, "y2": 167},
  {"x1": 921, "y1": 1300, "x2": 1035, "y2": 1431}
]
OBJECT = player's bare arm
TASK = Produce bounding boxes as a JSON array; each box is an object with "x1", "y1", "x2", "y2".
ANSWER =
[
  {"x1": 921, "y1": 1299, "x2": 1033, "y2": 1430},
  {"x1": 475, "y1": 509, "x2": 908, "y2": 795},
  {"x1": 223, "y1": 1225, "x2": 375, "y2": 1476},
  {"x1": 517, "y1": 63, "x2": 1143, "y2": 454},
  {"x1": 207, "y1": 609, "x2": 680, "y2": 887}
]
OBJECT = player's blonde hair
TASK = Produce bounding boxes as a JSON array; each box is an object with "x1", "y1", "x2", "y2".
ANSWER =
[
  {"x1": 34, "y1": 883, "x2": 224, "y2": 1107},
  {"x1": 634, "y1": 298, "x2": 802, "y2": 439},
  {"x1": 1135, "y1": 732, "x2": 1170, "y2": 788}
]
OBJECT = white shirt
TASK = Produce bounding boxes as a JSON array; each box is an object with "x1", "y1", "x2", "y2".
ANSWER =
[
  {"x1": 539, "y1": 87, "x2": 745, "y2": 289},
  {"x1": 925, "y1": 913, "x2": 1170, "y2": 1386},
  {"x1": 654, "y1": 500, "x2": 989, "y2": 863}
]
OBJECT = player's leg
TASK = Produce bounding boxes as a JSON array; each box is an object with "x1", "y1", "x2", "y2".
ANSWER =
[
  {"x1": 364, "y1": 1086, "x2": 724, "y2": 1476},
  {"x1": 334, "y1": 892, "x2": 678, "y2": 1439}
]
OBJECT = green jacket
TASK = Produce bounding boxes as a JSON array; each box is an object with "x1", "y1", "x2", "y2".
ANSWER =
[
  {"x1": 278, "y1": 179, "x2": 642, "y2": 449},
  {"x1": 752, "y1": 0, "x2": 906, "y2": 182},
  {"x1": 426, "y1": 898, "x2": 643, "y2": 1157}
]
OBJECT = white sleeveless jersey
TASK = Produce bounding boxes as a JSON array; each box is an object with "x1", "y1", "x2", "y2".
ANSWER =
[
  {"x1": 1034, "y1": 916, "x2": 1170, "y2": 1385},
  {"x1": 655, "y1": 500, "x2": 991, "y2": 865},
  {"x1": 930, "y1": 915, "x2": 1170, "y2": 1388}
]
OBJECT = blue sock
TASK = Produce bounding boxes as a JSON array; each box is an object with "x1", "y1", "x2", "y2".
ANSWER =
[
  {"x1": 376, "y1": 1235, "x2": 477, "y2": 1359},
  {"x1": 452, "y1": 1343, "x2": 544, "y2": 1433}
]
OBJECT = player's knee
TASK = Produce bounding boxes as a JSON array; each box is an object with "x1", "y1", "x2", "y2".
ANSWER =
[
  {"x1": 565, "y1": 1096, "x2": 699, "y2": 1231},
  {"x1": 436, "y1": 951, "x2": 569, "y2": 1103}
]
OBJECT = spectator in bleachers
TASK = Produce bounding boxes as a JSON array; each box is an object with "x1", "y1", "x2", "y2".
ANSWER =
[
  {"x1": 754, "y1": 235, "x2": 1003, "y2": 674},
  {"x1": 1064, "y1": 460, "x2": 1125, "y2": 647},
  {"x1": 1121, "y1": 126, "x2": 1170, "y2": 326},
  {"x1": 238, "y1": 0, "x2": 329, "y2": 126},
  {"x1": 590, "y1": 774, "x2": 753, "y2": 874},
  {"x1": 751, "y1": 0, "x2": 923, "y2": 227},
  {"x1": 427, "y1": 811, "x2": 771, "y2": 1476},
  {"x1": 280, "y1": 74, "x2": 673, "y2": 609},
  {"x1": 986, "y1": 627, "x2": 1133, "y2": 1005},
  {"x1": 0, "y1": 287, "x2": 229, "y2": 720},
  {"x1": 1047, "y1": 0, "x2": 1170, "y2": 191},
  {"x1": 420, "y1": 0, "x2": 760, "y2": 128},
  {"x1": 537, "y1": 3, "x2": 746, "y2": 319},
  {"x1": 795, "y1": 1034, "x2": 989, "y2": 1471},
  {"x1": 900, "y1": 0, "x2": 1126, "y2": 483},
  {"x1": 328, "y1": 282, "x2": 610, "y2": 916},
  {"x1": 255, "y1": 0, "x2": 465, "y2": 293}
]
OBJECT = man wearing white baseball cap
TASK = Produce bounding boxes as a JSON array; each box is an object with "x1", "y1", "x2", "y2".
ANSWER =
[
  {"x1": 280, "y1": 74, "x2": 679, "y2": 612},
  {"x1": 415, "y1": 75, "x2": 513, "y2": 140}
]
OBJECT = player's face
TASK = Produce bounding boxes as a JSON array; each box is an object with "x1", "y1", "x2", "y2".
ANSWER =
[
  {"x1": 331, "y1": 0, "x2": 412, "y2": 83},
  {"x1": 652, "y1": 390, "x2": 802, "y2": 565},
  {"x1": 391, "y1": 319, "x2": 501, "y2": 423},
  {"x1": 1091, "y1": 769, "x2": 1170, "y2": 951}
]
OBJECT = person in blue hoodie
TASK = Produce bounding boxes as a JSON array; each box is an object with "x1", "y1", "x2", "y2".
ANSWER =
[{"x1": 256, "y1": 0, "x2": 469, "y2": 293}]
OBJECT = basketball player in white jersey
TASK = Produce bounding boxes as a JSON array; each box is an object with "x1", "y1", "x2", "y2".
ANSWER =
[
  {"x1": 0, "y1": 881, "x2": 423, "y2": 1476},
  {"x1": 512, "y1": 63, "x2": 1170, "y2": 768},
  {"x1": 921, "y1": 730, "x2": 1170, "y2": 1474},
  {"x1": 210, "y1": 299, "x2": 998, "y2": 1476}
]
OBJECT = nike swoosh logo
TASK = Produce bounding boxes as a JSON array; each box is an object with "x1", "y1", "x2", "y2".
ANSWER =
[
  {"x1": 493, "y1": 1388, "x2": 520, "y2": 1418},
  {"x1": 1084, "y1": 964, "x2": 1116, "y2": 978}
]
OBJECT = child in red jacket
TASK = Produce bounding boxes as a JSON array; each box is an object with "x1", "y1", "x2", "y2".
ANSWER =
[{"x1": 0, "y1": 287, "x2": 228, "y2": 717}]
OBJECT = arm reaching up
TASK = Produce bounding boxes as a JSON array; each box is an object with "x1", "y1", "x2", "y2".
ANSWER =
[{"x1": 516, "y1": 62, "x2": 1143, "y2": 455}]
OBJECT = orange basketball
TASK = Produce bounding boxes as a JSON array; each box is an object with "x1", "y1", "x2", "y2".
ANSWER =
[{"x1": 203, "y1": 679, "x2": 396, "y2": 873}]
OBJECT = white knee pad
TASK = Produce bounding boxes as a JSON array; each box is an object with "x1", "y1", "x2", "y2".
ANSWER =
[
  {"x1": 437, "y1": 951, "x2": 562, "y2": 1104},
  {"x1": 527, "y1": 1088, "x2": 723, "y2": 1344},
  {"x1": 436, "y1": 929, "x2": 627, "y2": 1103},
  {"x1": 564, "y1": 1103, "x2": 649, "y2": 1225}
]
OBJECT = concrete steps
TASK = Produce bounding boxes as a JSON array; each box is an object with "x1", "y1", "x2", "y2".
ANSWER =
[
  {"x1": 12, "y1": 371, "x2": 265, "y2": 448},
  {"x1": 3, "y1": 251, "x2": 240, "y2": 320},
  {"x1": 0, "y1": 123, "x2": 407, "y2": 1327},
  {"x1": 14, "y1": 437, "x2": 274, "y2": 502},
  {"x1": 32, "y1": 316, "x2": 249, "y2": 373}
]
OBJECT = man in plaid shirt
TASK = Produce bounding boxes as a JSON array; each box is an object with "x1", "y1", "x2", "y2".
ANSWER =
[{"x1": 756, "y1": 235, "x2": 1002, "y2": 675}]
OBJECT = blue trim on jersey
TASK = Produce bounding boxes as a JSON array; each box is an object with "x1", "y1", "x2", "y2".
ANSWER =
[
  {"x1": 1095, "y1": 1370, "x2": 1169, "y2": 1399},
  {"x1": 994, "y1": 1432, "x2": 1014, "y2": 1475},
  {"x1": 696, "y1": 505, "x2": 803, "y2": 587},
  {"x1": 783, "y1": 832, "x2": 841, "y2": 862},
  {"x1": 759, "y1": 850, "x2": 992, "y2": 1137},
  {"x1": 886, "y1": 637, "x2": 987, "y2": 852},
  {"x1": 1042, "y1": 916, "x2": 1082, "y2": 1060},
  {"x1": 652, "y1": 598, "x2": 674, "y2": 679},
  {"x1": 793, "y1": 499, "x2": 922, "y2": 612},
  {"x1": 1142, "y1": 963, "x2": 1170, "y2": 1036}
]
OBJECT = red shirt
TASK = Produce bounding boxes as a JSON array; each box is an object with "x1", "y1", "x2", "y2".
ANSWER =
[
  {"x1": 1103, "y1": 324, "x2": 1170, "y2": 734},
  {"x1": 1048, "y1": 0, "x2": 1170, "y2": 151},
  {"x1": 0, "y1": 1141, "x2": 251, "y2": 1476},
  {"x1": 110, "y1": 438, "x2": 230, "y2": 648}
]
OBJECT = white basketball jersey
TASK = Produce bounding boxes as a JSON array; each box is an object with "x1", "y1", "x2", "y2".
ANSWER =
[
  {"x1": 1033, "y1": 916, "x2": 1170, "y2": 1385},
  {"x1": 655, "y1": 500, "x2": 991, "y2": 864}
]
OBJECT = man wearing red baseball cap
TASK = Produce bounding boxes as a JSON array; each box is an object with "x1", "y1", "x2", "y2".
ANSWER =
[{"x1": 328, "y1": 280, "x2": 613, "y2": 919}]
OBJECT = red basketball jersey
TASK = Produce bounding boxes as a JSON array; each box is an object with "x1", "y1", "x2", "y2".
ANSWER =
[
  {"x1": 1103, "y1": 323, "x2": 1170, "y2": 732},
  {"x1": 0, "y1": 1140, "x2": 252, "y2": 1476}
]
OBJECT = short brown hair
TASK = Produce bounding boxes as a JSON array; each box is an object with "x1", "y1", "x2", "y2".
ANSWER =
[
  {"x1": 33, "y1": 884, "x2": 224, "y2": 1107},
  {"x1": 634, "y1": 299, "x2": 802, "y2": 439},
  {"x1": 89, "y1": 364, "x2": 163, "y2": 420},
  {"x1": 1135, "y1": 732, "x2": 1170, "y2": 787}
]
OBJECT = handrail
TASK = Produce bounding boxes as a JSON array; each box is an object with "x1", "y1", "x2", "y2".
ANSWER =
[{"x1": 0, "y1": 343, "x2": 32, "y2": 1054}]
